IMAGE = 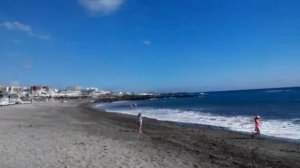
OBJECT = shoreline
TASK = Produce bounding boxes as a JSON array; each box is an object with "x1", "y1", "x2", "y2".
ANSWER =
[
  {"x1": 0, "y1": 101, "x2": 299, "y2": 167},
  {"x1": 176, "y1": 122, "x2": 300, "y2": 144},
  {"x1": 83, "y1": 102, "x2": 300, "y2": 167},
  {"x1": 91, "y1": 102, "x2": 300, "y2": 144}
]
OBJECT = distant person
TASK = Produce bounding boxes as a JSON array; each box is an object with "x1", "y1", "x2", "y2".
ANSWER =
[
  {"x1": 137, "y1": 113, "x2": 143, "y2": 134},
  {"x1": 252, "y1": 115, "x2": 262, "y2": 139},
  {"x1": 129, "y1": 104, "x2": 133, "y2": 110}
]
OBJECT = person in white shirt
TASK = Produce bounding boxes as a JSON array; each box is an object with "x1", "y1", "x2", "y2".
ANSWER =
[{"x1": 137, "y1": 113, "x2": 143, "y2": 134}]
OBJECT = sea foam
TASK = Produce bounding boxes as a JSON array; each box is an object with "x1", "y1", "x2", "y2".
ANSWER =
[{"x1": 95, "y1": 104, "x2": 300, "y2": 140}]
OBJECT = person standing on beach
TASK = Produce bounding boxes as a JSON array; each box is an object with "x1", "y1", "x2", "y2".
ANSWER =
[
  {"x1": 130, "y1": 104, "x2": 133, "y2": 110},
  {"x1": 252, "y1": 115, "x2": 262, "y2": 139},
  {"x1": 137, "y1": 113, "x2": 143, "y2": 134}
]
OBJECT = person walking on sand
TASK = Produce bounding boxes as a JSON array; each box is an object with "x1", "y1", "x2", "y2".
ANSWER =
[
  {"x1": 137, "y1": 113, "x2": 143, "y2": 134},
  {"x1": 252, "y1": 115, "x2": 262, "y2": 139}
]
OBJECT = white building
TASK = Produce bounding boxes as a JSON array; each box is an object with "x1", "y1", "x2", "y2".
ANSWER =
[
  {"x1": 59, "y1": 90, "x2": 81, "y2": 97},
  {"x1": 1, "y1": 86, "x2": 22, "y2": 94},
  {"x1": 30, "y1": 86, "x2": 50, "y2": 97}
]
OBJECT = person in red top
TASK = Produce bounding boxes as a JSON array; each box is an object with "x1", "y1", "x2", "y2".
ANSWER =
[{"x1": 252, "y1": 115, "x2": 262, "y2": 139}]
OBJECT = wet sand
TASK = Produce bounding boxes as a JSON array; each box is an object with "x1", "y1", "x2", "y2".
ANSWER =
[{"x1": 0, "y1": 101, "x2": 299, "y2": 168}]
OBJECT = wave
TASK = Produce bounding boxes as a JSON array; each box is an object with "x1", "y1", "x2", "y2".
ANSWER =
[
  {"x1": 264, "y1": 89, "x2": 293, "y2": 93},
  {"x1": 96, "y1": 105, "x2": 300, "y2": 140}
]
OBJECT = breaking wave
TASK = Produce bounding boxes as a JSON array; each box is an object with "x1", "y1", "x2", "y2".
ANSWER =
[{"x1": 95, "y1": 103, "x2": 300, "y2": 140}]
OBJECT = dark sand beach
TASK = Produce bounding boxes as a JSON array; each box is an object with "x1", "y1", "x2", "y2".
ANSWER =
[{"x1": 0, "y1": 101, "x2": 299, "y2": 168}]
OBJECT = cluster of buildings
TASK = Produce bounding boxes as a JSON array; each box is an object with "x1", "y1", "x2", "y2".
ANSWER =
[{"x1": 0, "y1": 85, "x2": 111, "y2": 106}]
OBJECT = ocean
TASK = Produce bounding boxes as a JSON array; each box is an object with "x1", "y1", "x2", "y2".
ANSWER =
[{"x1": 95, "y1": 87, "x2": 300, "y2": 141}]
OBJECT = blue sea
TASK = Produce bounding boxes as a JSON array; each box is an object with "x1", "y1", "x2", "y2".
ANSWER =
[{"x1": 95, "y1": 87, "x2": 300, "y2": 141}]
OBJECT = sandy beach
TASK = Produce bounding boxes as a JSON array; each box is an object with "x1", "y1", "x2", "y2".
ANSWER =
[{"x1": 0, "y1": 101, "x2": 299, "y2": 168}]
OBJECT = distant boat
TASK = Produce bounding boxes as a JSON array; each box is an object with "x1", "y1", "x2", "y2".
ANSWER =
[
  {"x1": 0, "y1": 94, "x2": 9, "y2": 106},
  {"x1": 8, "y1": 93, "x2": 23, "y2": 104},
  {"x1": 0, "y1": 93, "x2": 23, "y2": 106},
  {"x1": 197, "y1": 92, "x2": 207, "y2": 97}
]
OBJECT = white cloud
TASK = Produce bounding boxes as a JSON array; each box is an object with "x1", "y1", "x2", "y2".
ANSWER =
[
  {"x1": 10, "y1": 81, "x2": 20, "y2": 86},
  {"x1": 11, "y1": 39, "x2": 23, "y2": 43},
  {"x1": 1, "y1": 21, "x2": 50, "y2": 40},
  {"x1": 142, "y1": 40, "x2": 151, "y2": 45},
  {"x1": 2, "y1": 21, "x2": 32, "y2": 33},
  {"x1": 8, "y1": 53, "x2": 33, "y2": 70},
  {"x1": 36, "y1": 34, "x2": 51, "y2": 40},
  {"x1": 78, "y1": 0, "x2": 124, "y2": 15},
  {"x1": 23, "y1": 63, "x2": 32, "y2": 69}
]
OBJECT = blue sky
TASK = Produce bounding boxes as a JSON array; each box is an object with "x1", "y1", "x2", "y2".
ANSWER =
[{"x1": 0, "y1": 0, "x2": 300, "y2": 92}]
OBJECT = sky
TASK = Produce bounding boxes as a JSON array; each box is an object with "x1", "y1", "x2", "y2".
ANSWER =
[{"x1": 0, "y1": 0, "x2": 300, "y2": 92}]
